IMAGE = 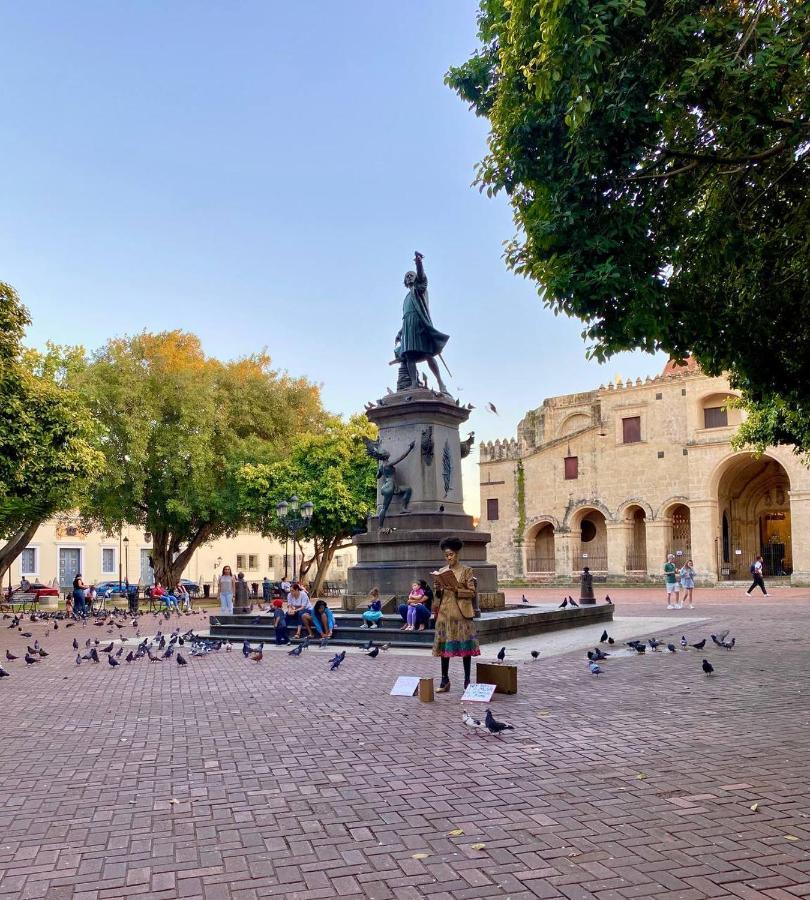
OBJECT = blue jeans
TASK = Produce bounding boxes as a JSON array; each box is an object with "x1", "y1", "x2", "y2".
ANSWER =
[
  {"x1": 73, "y1": 589, "x2": 86, "y2": 616},
  {"x1": 398, "y1": 603, "x2": 430, "y2": 626}
]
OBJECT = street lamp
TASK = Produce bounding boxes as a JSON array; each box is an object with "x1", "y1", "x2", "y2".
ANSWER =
[
  {"x1": 123, "y1": 536, "x2": 129, "y2": 584},
  {"x1": 275, "y1": 496, "x2": 315, "y2": 583}
]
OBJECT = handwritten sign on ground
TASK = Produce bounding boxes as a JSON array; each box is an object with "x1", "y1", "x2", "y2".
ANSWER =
[
  {"x1": 390, "y1": 676, "x2": 421, "y2": 697},
  {"x1": 461, "y1": 683, "x2": 496, "y2": 703}
]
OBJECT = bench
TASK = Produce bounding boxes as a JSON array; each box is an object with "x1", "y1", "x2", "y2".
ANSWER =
[{"x1": 1, "y1": 591, "x2": 39, "y2": 613}]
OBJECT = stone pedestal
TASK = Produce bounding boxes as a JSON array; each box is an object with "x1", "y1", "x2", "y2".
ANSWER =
[{"x1": 349, "y1": 389, "x2": 499, "y2": 598}]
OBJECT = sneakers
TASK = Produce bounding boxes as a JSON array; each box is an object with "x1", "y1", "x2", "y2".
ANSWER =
[
  {"x1": 667, "y1": 604, "x2": 674, "y2": 610},
  {"x1": 688, "y1": 604, "x2": 694, "y2": 609},
  {"x1": 675, "y1": 603, "x2": 683, "y2": 609},
  {"x1": 360, "y1": 622, "x2": 369, "y2": 629},
  {"x1": 763, "y1": 592, "x2": 769, "y2": 596},
  {"x1": 370, "y1": 622, "x2": 378, "y2": 629}
]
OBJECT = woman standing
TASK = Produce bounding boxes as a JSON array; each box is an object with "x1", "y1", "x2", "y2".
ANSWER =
[
  {"x1": 72, "y1": 573, "x2": 87, "y2": 617},
  {"x1": 218, "y1": 565, "x2": 235, "y2": 615},
  {"x1": 679, "y1": 560, "x2": 696, "y2": 608},
  {"x1": 432, "y1": 536, "x2": 480, "y2": 693}
]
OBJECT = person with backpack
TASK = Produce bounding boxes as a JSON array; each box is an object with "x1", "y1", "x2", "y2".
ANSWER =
[{"x1": 746, "y1": 555, "x2": 769, "y2": 596}]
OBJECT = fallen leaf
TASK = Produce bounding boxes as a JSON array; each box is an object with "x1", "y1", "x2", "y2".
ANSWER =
[
  {"x1": 448, "y1": 829, "x2": 464, "y2": 837},
  {"x1": 785, "y1": 835, "x2": 799, "y2": 841},
  {"x1": 636, "y1": 773, "x2": 647, "y2": 780},
  {"x1": 411, "y1": 853, "x2": 428, "y2": 859},
  {"x1": 750, "y1": 802, "x2": 759, "y2": 812},
  {"x1": 470, "y1": 843, "x2": 486, "y2": 851}
]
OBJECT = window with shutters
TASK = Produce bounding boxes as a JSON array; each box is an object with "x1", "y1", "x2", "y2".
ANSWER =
[
  {"x1": 486, "y1": 498, "x2": 499, "y2": 521},
  {"x1": 622, "y1": 416, "x2": 641, "y2": 444},
  {"x1": 101, "y1": 547, "x2": 115, "y2": 574},
  {"x1": 21, "y1": 547, "x2": 37, "y2": 575},
  {"x1": 564, "y1": 456, "x2": 578, "y2": 480},
  {"x1": 236, "y1": 554, "x2": 246, "y2": 570},
  {"x1": 703, "y1": 406, "x2": 728, "y2": 428},
  {"x1": 248, "y1": 554, "x2": 259, "y2": 570}
]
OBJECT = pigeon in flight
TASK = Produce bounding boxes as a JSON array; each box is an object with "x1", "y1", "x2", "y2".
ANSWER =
[
  {"x1": 486, "y1": 402, "x2": 498, "y2": 415},
  {"x1": 330, "y1": 651, "x2": 346, "y2": 671}
]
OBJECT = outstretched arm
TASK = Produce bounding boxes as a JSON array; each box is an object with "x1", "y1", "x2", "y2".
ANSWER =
[
  {"x1": 414, "y1": 251, "x2": 425, "y2": 283},
  {"x1": 391, "y1": 440, "x2": 416, "y2": 466}
]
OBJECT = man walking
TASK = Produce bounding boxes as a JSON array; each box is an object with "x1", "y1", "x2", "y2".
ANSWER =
[{"x1": 746, "y1": 555, "x2": 769, "y2": 596}]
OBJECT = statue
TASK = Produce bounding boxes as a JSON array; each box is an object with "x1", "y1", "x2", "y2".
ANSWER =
[
  {"x1": 362, "y1": 437, "x2": 416, "y2": 527},
  {"x1": 393, "y1": 251, "x2": 450, "y2": 393},
  {"x1": 460, "y1": 431, "x2": 475, "y2": 459}
]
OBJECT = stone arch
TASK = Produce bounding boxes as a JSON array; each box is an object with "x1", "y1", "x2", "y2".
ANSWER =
[
  {"x1": 713, "y1": 452, "x2": 792, "y2": 577},
  {"x1": 697, "y1": 390, "x2": 742, "y2": 430},
  {"x1": 622, "y1": 503, "x2": 648, "y2": 572},
  {"x1": 558, "y1": 412, "x2": 591, "y2": 438},
  {"x1": 569, "y1": 505, "x2": 608, "y2": 572},
  {"x1": 655, "y1": 496, "x2": 690, "y2": 520},
  {"x1": 525, "y1": 520, "x2": 555, "y2": 573},
  {"x1": 615, "y1": 498, "x2": 655, "y2": 521},
  {"x1": 563, "y1": 499, "x2": 614, "y2": 529}
]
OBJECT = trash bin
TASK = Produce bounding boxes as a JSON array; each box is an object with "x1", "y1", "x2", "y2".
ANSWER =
[{"x1": 203, "y1": 583, "x2": 210, "y2": 599}]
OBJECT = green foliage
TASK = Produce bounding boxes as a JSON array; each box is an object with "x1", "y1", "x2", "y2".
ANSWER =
[
  {"x1": 237, "y1": 415, "x2": 377, "y2": 591},
  {"x1": 0, "y1": 283, "x2": 103, "y2": 542},
  {"x1": 448, "y1": 0, "x2": 810, "y2": 448},
  {"x1": 78, "y1": 330, "x2": 324, "y2": 584}
]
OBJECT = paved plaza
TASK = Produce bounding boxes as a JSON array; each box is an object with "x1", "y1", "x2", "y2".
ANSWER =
[{"x1": 2, "y1": 587, "x2": 810, "y2": 899}]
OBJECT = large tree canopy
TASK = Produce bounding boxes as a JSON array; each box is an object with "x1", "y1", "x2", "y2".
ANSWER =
[
  {"x1": 237, "y1": 415, "x2": 377, "y2": 596},
  {"x1": 78, "y1": 330, "x2": 323, "y2": 588},
  {"x1": 0, "y1": 283, "x2": 103, "y2": 577},
  {"x1": 447, "y1": 0, "x2": 810, "y2": 447}
]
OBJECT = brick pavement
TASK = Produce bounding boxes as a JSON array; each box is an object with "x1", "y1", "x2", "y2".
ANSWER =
[{"x1": 1, "y1": 589, "x2": 810, "y2": 899}]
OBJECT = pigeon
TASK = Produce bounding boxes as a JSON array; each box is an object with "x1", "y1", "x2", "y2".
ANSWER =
[
  {"x1": 496, "y1": 646, "x2": 506, "y2": 663},
  {"x1": 702, "y1": 659, "x2": 714, "y2": 676},
  {"x1": 558, "y1": 598, "x2": 569, "y2": 609},
  {"x1": 484, "y1": 709, "x2": 514, "y2": 736},
  {"x1": 380, "y1": 643, "x2": 391, "y2": 651},
  {"x1": 362, "y1": 639, "x2": 374, "y2": 651},
  {"x1": 90, "y1": 648, "x2": 100, "y2": 663},
  {"x1": 0, "y1": 666, "x2": 9, "y2": 677},
  {"x1": 605, "y1": 595, "x2": 613, "y2": 604},
  {"x1": 330, "y1": 651, "x2": 346, "y2": 671},
  {"x1": 680, "y1": 635, "x2": 688, "y2": 649},
  {"x1": 462, "y1": 711, "x2": 484, "y2": 730},
  {"x1": 722, "y1": 637, "x2": 736, "y2": 650},
  {"x1": 72, "y1": 638, "x2": 79, "y2": 650},
  {"x1": 242, "y1": 641, "x2": 251, "y2": 657},
  {"x1": 589, "y1": 662, "x2": 603, "y2": 677},
  {"x1": 592, "y1": 647, "x2": 609, "y2": 661},
  {"x1": 125, "y1": 651, "x2": 134, "y2": 663},
  {"x1": 5, "y1": 650, "x2": 17, "y2": 661},
  {"x1": 568, "y1": 597, "x2": 579, "y2": 608},
  {"x1": 667, "y1": 644, "x2": 677, "y2": 653},
  {"x1": 162, "y1": 646, "x2": 174, "y2": 659},
  {"x1": 486, "y1": 401, "x2": 498, "y2": 415},
  {"x1": 692, "y1": 638, "x2": 706, "y2": 650},
  {"x1": 249, "y1": 647, "x2": 263, "y2": 662},
  {"x1": 37, "y1": 648, "x2": 48, "y2": 657},
  {"x1": 24, "y1": 653, "x2": 39, "y2": 665},
  {"x1": 288, "y1": 644, "x2": 304, "y2": 657},
  {"x1": 20, "y1": 632, "x2": 32, "y2": 638},
  {"x1": 600, "y1": 630, "x2": 609, "y2": 643},
  {"x1": 366, "y1": 647, "x2": 380, "y2": 658},
  {"x1": 648, "y1": 638, "x2": 662, "y2": 651},
  {"x1": 100, "y1": 642, "x2": 114, "y2": 654},
  {"x1": 530, "y1": 650, "x2": 540, "y2": 660},
  {"x1": 75, "y1": 653, "x2": 82, "y2": 665},
  {"x1": 710, "y1": 634, "x2": 723, "y2": 648},
  {"x1": 108, "y1": 655, "x2": 120, "y2": 667},
  {"x1": 522, "y1": 594, "x2": 529, "y2": 604},
  {"x1": 607, "y1": 637, "x2": 615, "y2": 645},
  {"x1": 147, "y1": 650, "x2": 161, "y2": 662},
  {"x1": 177, "y1": 653, "x2": 188, "y2": 666},
  {"x1": 27, "y1": 645, "x2": 37, "y2": 655}
]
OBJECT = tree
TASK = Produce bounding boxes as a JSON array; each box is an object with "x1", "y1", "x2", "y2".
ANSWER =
[
  {"x1": 78, "y1": 330, "x2": 323, "y2": 588},
  {"x1": 447, "y1": 0, "x2": 810, "y2": 448},
  {"x1": 0, "y1": 283, "x2": 103, "y2": 579},
  {"x1": 237, "y1": 416, "x2": 377, "y2": 596}
]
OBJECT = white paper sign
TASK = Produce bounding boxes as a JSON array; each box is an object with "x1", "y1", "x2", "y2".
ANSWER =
[
  {"x1": 461, "y1": 683, "x2": 497, "y2": 703},
  {"x1": 390, "y1": 676, "x2": 421, "y2": 697}
]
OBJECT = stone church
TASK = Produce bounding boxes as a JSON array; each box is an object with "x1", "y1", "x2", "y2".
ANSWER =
[{"x1": 479, "y1": 358, "x2": 810, "y2": 586}]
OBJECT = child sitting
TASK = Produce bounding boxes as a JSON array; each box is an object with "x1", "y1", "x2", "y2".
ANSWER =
[
  {"x1": 403, "y1": 582, "x2": 426, "y2": 631},
  {"x1": 361, "y1": 588, "x2": 383, "y2": 629},
  {"x1": 272, "y1": 599, "x2": 289, "y2": 645}
]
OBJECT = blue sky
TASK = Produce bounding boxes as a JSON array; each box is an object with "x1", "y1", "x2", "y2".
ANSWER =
[{"x1": 0, "y1": 1, "x2": 665, "y2": 508}]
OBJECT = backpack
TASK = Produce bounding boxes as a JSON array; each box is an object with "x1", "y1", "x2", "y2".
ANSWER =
[{"x1": 750, "y1": 563, "x2": 756, "y2": 575}]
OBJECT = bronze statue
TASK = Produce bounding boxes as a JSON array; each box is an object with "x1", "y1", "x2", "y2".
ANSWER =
[
  {"x1": 394, "y1": 251, "x2": 450, "y2": 393},
  {"x1": 362, "y1": 437, "x2": 416, "y2": 526}
]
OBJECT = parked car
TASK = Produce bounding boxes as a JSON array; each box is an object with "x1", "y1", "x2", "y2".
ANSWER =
[
  {"x1": 94, "y1": 581, "x2": 130, "y2": 598},
  {"x1": 3, "y1": 581, "x2": 60, "y2": 601},
  {"x1": 178, "y1": 578, "x2": 200, "y2": 596}
]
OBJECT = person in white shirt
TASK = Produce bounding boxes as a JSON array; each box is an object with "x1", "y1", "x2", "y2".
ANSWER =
[{"x1": 285, "y1": 583, "x2": 313, "y2": 639}]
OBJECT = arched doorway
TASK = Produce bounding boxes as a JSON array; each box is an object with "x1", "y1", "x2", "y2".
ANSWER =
[
  {"x1": 625, "y1": 506, "x2": 647, "y2": 572},
  {"x1": 574, "y1": 509, "x2": 607, "y2": 571},
  {"x1": 717, "y1": 454, "x2": 792, "y2": 577},
  {"x1": 665, "y1": 504, "x2": 692, "y2": 564},
  {"x1": 526, "y1": 523, "x2": 555, "y2": 573}
]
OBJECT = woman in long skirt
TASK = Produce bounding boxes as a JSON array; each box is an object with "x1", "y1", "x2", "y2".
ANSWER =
[{"x1": 432, "y1": 536, "x2": 480, "y2": 692}]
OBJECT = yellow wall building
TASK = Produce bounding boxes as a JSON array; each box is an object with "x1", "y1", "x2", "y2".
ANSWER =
[
  {"x1": 9, "y1": 518, "x2": 355, "y2": 592},
  {"x1": 479, "y1": 359, "x2": 810, "y2": 586}
]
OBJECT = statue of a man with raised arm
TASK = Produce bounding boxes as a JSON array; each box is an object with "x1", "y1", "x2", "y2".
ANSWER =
[{"x1": 394, "y1": 251, "x2": 450, "y2": 393}]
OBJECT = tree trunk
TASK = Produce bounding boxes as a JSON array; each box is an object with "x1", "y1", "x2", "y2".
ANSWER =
[
  {"x1": 310, "y1": 538, "x2": 344, "y2": 598},
  {"x1": 0, "y1": 521, "x2": 41, "y2": 584},
  {"x1": 150, "y1": 525, "x2": 213, "y2": 590}
]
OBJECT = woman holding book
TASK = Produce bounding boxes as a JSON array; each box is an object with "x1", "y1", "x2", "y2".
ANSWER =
[{"x1": 432, "y1": 536, "x2": 480, "y2": 692}]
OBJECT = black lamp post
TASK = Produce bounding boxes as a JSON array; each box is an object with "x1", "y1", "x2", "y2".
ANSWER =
[
  {"x1": 123, "y1": 536, "x2": 129, "y2": 584},
  {"x1": 275, "y1": 496, "x2": 315, "y2": 583}
]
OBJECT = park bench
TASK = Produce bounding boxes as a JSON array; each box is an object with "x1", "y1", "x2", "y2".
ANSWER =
[{"x1": 1, "y1": 591, "x2": 39, "y2": 614}]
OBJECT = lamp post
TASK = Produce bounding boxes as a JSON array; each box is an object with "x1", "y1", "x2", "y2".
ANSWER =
[
  {"x1": 118, "y1": 528, "x2": 123, "y2": 589},
  {"x1": 123, "y1": 536, "x2": 129, "y2": 584},
  {"x1": 275, "y1": 496, "x2": 315, "y2": 583}
]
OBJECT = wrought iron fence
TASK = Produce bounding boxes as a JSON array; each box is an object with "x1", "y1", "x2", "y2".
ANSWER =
[{"x1": 526, "y1": 555, "x2": 555, "y2": 573}]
